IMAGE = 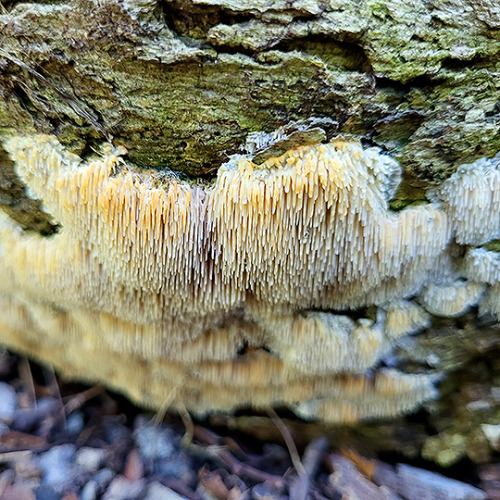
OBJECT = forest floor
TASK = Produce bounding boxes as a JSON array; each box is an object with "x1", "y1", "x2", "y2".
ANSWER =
[{"x1": 0, "y1": 348, "x2": 495, "y2": 500}]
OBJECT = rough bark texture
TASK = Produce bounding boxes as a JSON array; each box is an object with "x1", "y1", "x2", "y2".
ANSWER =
[
  {"x1": 2, "y1": 0, "x2": 500, "y2": 229},
  {"x1": 1, "y1": 0, "x2": 500, "y2": 467}
]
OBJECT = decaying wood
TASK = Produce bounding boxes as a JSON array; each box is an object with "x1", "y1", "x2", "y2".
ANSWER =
[{"x1": 1, "y1": 0, "x2": 500, "y2": 469}]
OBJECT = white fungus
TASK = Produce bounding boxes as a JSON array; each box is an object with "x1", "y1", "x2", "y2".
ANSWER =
[
  {"x1": 462, "y1": 247, "x2": 500, "y2": 285},
  {"x1": 433, "y1": 154, "x2": 500, "y2": 246},
  {"x1": 0, "y1": 134, "x2": 498, "y2": 422},
  {"x1": 419, "y1": 281, "x2": 486, "y2": 318}
]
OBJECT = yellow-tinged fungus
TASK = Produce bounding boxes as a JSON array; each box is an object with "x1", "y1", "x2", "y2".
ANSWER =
[
  {"x1": 432, "y1": 154, "x2": 500, "y2": 245},
  {"x1": 481, "y1": 285, "x2": 500, "y2": 319},
  {"x1": 461, "y1": 248, "x2": 500, "y2": 320},
  {"x1": 294, "y1": 370, "x2": 437, "y2": 424},
  {"x1": 0, "y1": 134, "x2": 498, "y2": 422},
  {"x1": 419, "y1": 281, "x2": 486, "y2": 318},
  {"x1": 384, "y1": 301, "x2": 431, "y2": 340}
]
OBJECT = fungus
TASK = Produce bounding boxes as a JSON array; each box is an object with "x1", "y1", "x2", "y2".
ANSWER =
[
  {"x1": 294, "y1": 370, "x2": 438, "y2": 424},
  {"x1": 432, "y1": 154, "x2": 500, "y2": 245},
  {"x1": 462, "y1": 247, "x2": 500, "y2": 285},
  {"x1": 253, "y1": 312, "x2": 388, "y2": 375},
  {"x1": 0, "y1": 293, "x2": 439, "y2": 421},
  {"x1": 418, "y1": 281, "x2": 486, "y2": 318},
  {"x1": 480, "y1": 285, "x2": 500, "y2": 319},
  {"x1": 384, "y1": 301, "x2": 431, "y2": 339},
  {"x1": 2, "y1": 135, "x2": 453, "y2": 319},
  {"x1": 460, "y1": 248, "x2": 500, "y2": 320},
  {"x1": 0, "y1": 134, "x2": 496, "y2": 422}
]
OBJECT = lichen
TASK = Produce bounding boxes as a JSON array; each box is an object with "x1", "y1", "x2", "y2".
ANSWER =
[{"x1": 2, "y1": 0, "x2": 500, "y2": 200}]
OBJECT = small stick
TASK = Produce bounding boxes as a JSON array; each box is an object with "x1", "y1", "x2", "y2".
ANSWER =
[
  {"x1": 183, "y1": 421, "x2": 284, "y2": 487},
  {"x1": 178, "y1": 401, "x2": 194, "y2": 447},
  {"x1": 63, "y1": 385, "x2": 105, "y2": 415},
  {"x1": 267, "y1": 408, "x2": 306, "y2": 476},
  {"x1": 18, "y1": 358, "x2": 36, "y2": 408},
  {"x1": 152, "y1": 382, "x2": 183, "y2": 425},
  {"x1": 289, "y1": 436, "x2": 329, "y2": 500},
  {"x1": 0, "y1": 450, "x2": 32, "y2": 464}
]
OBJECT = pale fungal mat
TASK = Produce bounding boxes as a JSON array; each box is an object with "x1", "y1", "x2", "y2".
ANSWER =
[
  {"x1": 431, "y1": 154, "x2": 500, "y2": 245},
  {"x1": 481, "y1": 287, "x2": 500, "y2": 323},
  {"x1": 461, "y1": 248, "x2": 500, "y2": 320},
  {"x1": 463, "y1": 248, "x2": 500, "y2": 285},
  {"x1": 384, "y1": 301, "x2": 431, "y2": 339},
  {"x1": 0, "y1": 134, "x2": 499, "y2": 422},
  {"x1": 419, "y1": 281, "x2": 486, "y2": 318}
]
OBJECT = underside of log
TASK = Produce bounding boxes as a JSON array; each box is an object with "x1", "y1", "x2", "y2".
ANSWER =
[{"x1": 1, "y1": 0, "x2": 500, "y2": 467}]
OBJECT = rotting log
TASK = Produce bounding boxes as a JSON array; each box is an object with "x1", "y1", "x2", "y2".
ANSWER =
[{"x1": 1, "y1": 0, "x2": 500, "y2": 467}]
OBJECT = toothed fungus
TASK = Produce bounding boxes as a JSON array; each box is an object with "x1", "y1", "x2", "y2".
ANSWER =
[
  {"x1": 0, "y1": 135, "x2": 498, "y2": 422},
  {"x1": 463, "y1": 248, "x2": 500, "y2": 285},
  {"x1": 432, "y1": 154, "x2": 500, "y2": 246},
  {"x1": 384, "y1": 301, "x2": 431, "y2": 339},
  {"x1": 461, "y1": 247, "x2": 500, "y2": 320},
  {"x1": 481, "y1": 286, "x2": 500, "y2": 320},
  {"x1": 419, "y1": 281, "x2": 486, "y2": 318}
]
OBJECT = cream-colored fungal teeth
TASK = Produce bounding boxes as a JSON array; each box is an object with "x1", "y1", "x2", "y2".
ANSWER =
[
  {"x1": 462, "y1": 247, "x2": 500, "y2": 284},
  {"x1": 293, "y1": 370, "x2": 437, "y2": 423},
  {"x1": 432, "y1": 154, "x2": 500, "y2": 245},
  {"x1": 361, "y1": 146, "x2": 402, "y2": 201},
  {"x1": 68, "y1": 309, "x2": 260, "y2": 363},
  {"x1": 419, "y1": 280, "x2": 486, "y2": 318},
  {"x1": 480, "y1": 285, "x2": 500, "y2": 319},
  {"x1": 384, "y1": 301, "x2": 431, "y2": 339},
  {"x1": 4, "y1": 135, "x2": 453, "y2": 317},
  {"x1": 208, "y1": 139, "x2": 451, "y2": 309},
  {"x1": 0, "y1": 292, "x2": 435, "y2": 420},
  {"x1": 6, "y1": 133, "x2": 484, "y2": 422},
  {"x1": 254, "y1": 312, "x2": 392, "y2": 375}
]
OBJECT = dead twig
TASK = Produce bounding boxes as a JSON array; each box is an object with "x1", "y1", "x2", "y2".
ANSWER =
[
  {"x1": 152, "y1": 382, "x2": 183, "y2": 426},
  {"x1": 302, "y1": 437, "x2": 329, "y2": 477},
  {"x1": 181, "y1": 422, "x2": 285, "y2": 487},
  {"x1": 267, "y1": 410, "x2": 328, "y2": 500},
  {"x1": 267, "y1": 408, "x2": 305, "y2": 476},
  {"x1": 0, "y1": 469, "x2": 14, "y2": 498},
  {"x1": 39, "y1": 365, "x2": 66, "y2": 437},
  {"x1": 18, "y1": 358, "x2": 36, "y2": 409},
  {"x1": 0, "y1": 450, "x2": 32, "y2": 463},
  {"x1": 179, "y1": 402, "x2": 194, "y2": 448},
  {"x1": 63, "y1": 385, "x2": 105, "y2": 415},
  {"x1": 215, "y1": 448, "x2": 285, "y2": 487},
  {"x1": 289, "y1": 437, "x2": 329, "y2": 500}
]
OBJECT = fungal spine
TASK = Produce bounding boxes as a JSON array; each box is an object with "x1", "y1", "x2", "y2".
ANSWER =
[{"x1": 0, "y1": 135, "x2": 498, "y2": 422}]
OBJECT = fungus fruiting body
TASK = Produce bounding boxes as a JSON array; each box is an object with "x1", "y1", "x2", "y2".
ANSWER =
[
  {"x1": 432, "y1": 154, "x2": 500, "y2": 246},
  {"x1": 419, "y1": 281, "x2": 486, "y2": 318},
  {"x1": 0, "y1": 135, "x2": 498, "y2": 422}
]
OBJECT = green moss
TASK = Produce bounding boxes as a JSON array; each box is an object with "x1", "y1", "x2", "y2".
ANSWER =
[
  {"x1": 483, "y1": 240, "x2": 500, "y2": 252},
  {"x1": 2, "y1": 0, "x2": 500, "y2": 226},
  {"x1": 422, "y1": 433, "x2": 468, "y2": 468}
]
